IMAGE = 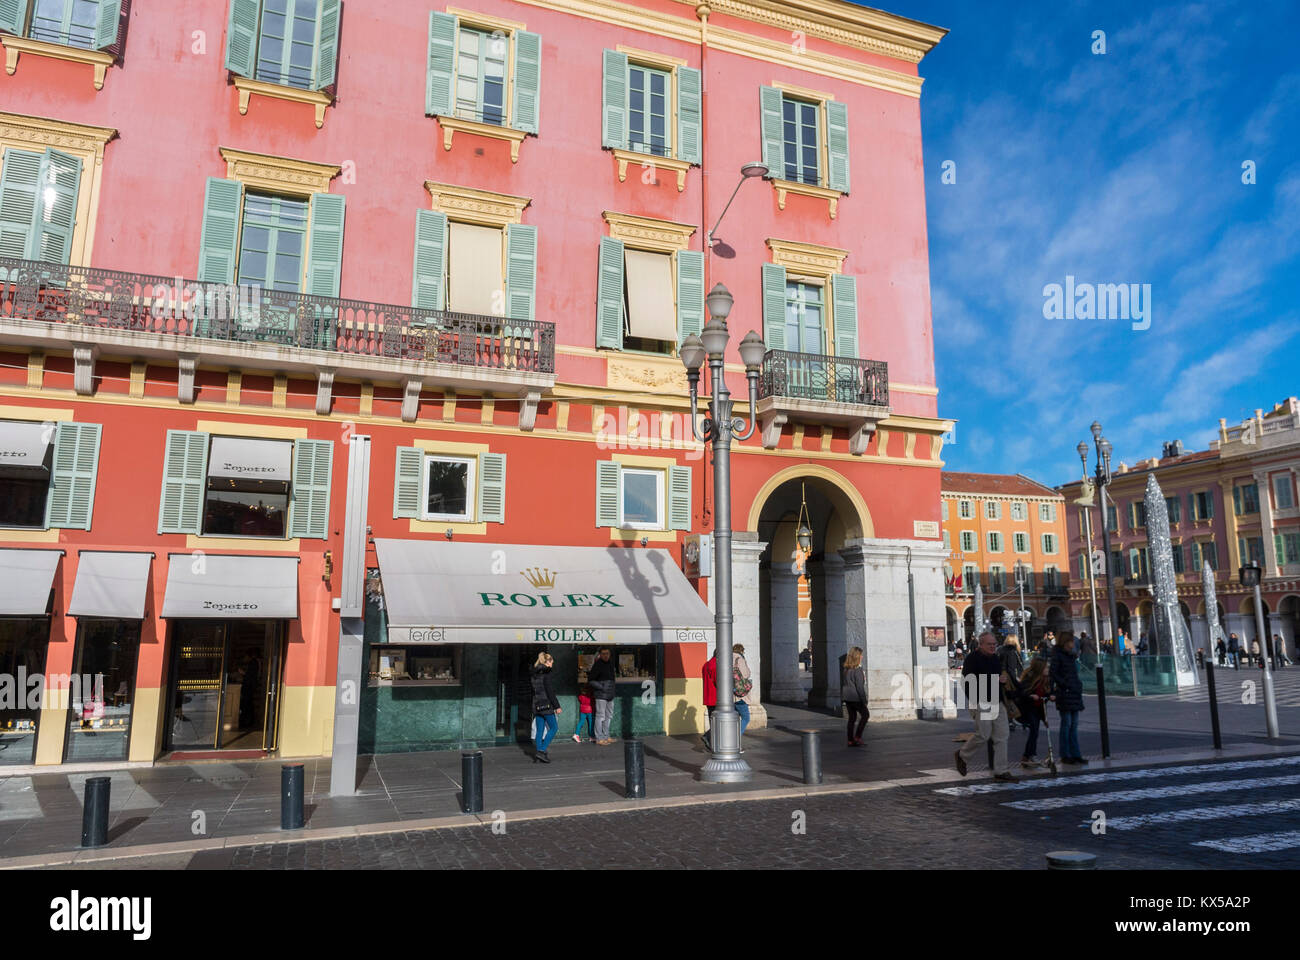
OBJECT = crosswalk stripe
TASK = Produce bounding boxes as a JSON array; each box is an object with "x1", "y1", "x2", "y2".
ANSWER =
[
  {"x1": 1193, "y1": 830, "x2": 1300, "y2": 853},
  {"x1": 1088, "y1": 798, "x2": 1300, "y2": 832},
  {"x1": 1002, "y1": 773, "x2": 1300, "y2": 811},
  {"x1": 935, "y1": 755, "x2": 1300, "y2": 797}
]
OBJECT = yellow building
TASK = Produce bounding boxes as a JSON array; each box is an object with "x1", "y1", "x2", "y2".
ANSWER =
[{"x1": 940, "y1": 472, "x2": 1069, "y2": 645}]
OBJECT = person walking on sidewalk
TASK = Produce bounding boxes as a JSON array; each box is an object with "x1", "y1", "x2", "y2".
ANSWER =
[
  {"x1": 841, "y1": 646, "x2": 868, "y2": 747},
  {"x1": 954, "y1": 631, "x2": 1018, "y2": 782},
  {"x1": 1017, "y1": 653, "x2": 1050, "y2": 769},
  {"x1": 588, "y1": 647, "x2": 617, "y2": 745},
  {"x1": 701, "y1": 652, "x2": 717, "y2": 750},
  {"x1": 1050, "y1": 634, "x2": 1088, "y2": 766},
  {"x1": 1216, "y1": 637, "x2": 1226, "y2": 666},
  {"x1": 531, "y1": 652, "x2": 561, "y2": 763},
  {"x1": 1276, "y1": 634, "x2": 1293, "y2": 667},
  {"x1": 1228, "y1": 633, "x2": 1240, "y2": 667},
  {"x1": 572, "y1": 683, "x2": 595, "y2": 743},
  {"x1": 732, "y1": 644, "x2": 753, "y2": 742}
]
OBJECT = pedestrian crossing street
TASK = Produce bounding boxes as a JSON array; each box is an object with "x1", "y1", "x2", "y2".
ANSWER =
[
  {"x1": 1141, "y1": 667, "x2": 1300, "y2": 707},
  {"x1": 935, "y1": 754, "x2": 1300, "y2": 858}
]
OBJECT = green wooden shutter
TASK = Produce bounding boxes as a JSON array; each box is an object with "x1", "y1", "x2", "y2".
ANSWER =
[
  {"x1": 511, "y1": 30, "x2": 541, "y2": 134},
  {"x1": 505, "y1": 222, "x2": 537, "y2": 322},
  {"x1": 596, "y1": 235, "x2": 624, "y2": 349},
  {"x1": 288, "y1": 438, "x2": 332, "y2": 539},
  {"x1": 759, "y1": 86, "x2": 784, "y2": 176},
  {"x1": 478, "y1": 452, "x2": 506, "y2": 523},
  {"x1": 0, "y1": 1, "x2": 27, "y2": 36},
  {"x1": 197, "y1": 177, "x2": 242, "y2": 283},
  {"x1": 0, "y1": 148, "x2": 40, "y2": 260},
  {"x1": 28, "y1": 148, "x2": 81, "y2": 266},
  {"x1": 1206, "y1": 492, "x2": 1215, "y2": 519},
  {"x1": 1233, "y1": 486, "x2": 1242, "y2": 515},
  {"x1": 306, "y1": 193, "x2": 345, "y2": 298},
  {"x1": 668, "y1": 465, "x2": 691, "y2": 531},
  {"x1": 595, "y1": 460, "x2": 621, "y2": 527},
  {"x1": 157, "y1": 430, "x2": 209, "y2": 535},
  {"x1": 825, "y1": 99, "x2": 850, "y2": 193},
  {"x1": 411, "y1": 209, "x2": 446, "y2": 310},
  {"x1": 601, "y1": 49, "x2": 628, "y2": 149},
  {"x1": 1277, "y1": 534, "x2": 1286, "y2": 566},
  {"x1": 313, "y1": 0, "x2": 341, "y2": 90},
  {"x1": 224, "y1": 0, "x2": 261, "y2": 77},
  {"x1": 426, "y1": 11, "x2": 457, "y2": 116},
  {"x1": 675, "y1": 249, "x2": 703, "y2": 346},
  {"x1": 831, "y1": 273, "x2": 857, "y2": 358},
  {"x1": 46, "y1": 422, "x2": 101, "y2": 531},
  {"x1": 676, "y1": 65, "x2": 701, "y2": 164},
  {"x1": 393, "y1": 446, "x2": 423, "y2": 519},
  {"x1": 93, "y1": 0, "x2": 122, "y2": 50},
  {"x1": 1128, "y1": 548, "x2": 1139, "y2": 577},
  {"x1": 761, "y1": 262, "x2": 786, "y2": 350}
]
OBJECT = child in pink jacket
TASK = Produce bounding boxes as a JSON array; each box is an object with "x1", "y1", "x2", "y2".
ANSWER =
[{"x1": 572, "y1": 684, "x2": 595, "y2": 742}]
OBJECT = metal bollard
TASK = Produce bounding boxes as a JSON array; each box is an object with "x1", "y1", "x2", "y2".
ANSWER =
[
  {"x1": 1045, "y1": 850, "x2": 1097, "y2": 870},
  {"x1": 624, "y1": 739, "x2": 646, "y2": 799},
  {"x1": 1095, "y1": 665, "x2": 1110, "y2": 759},
  {"x1": 1205, "y1": 662, "x2": 1222, "y2": 749},
  {"x1": 81, "y1": 776, "x2": 111, "y2": 848},
  {"x1": 801, "y1": 730, "x2": 822, "y2": 785},
  {"x1": 281, "y1": 763, "x2": 305, "y2": 829},
  {"x1": 461, "y1": 751, "x2": 484, "y2": 813}
]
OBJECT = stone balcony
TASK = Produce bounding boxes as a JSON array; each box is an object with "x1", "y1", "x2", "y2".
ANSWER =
[
  {"x1": 0, "y1": 256, "x2": 555, "y2": 427},
  {"x1": 755, "y1": 348, "x2": 889, "y2": 455}
]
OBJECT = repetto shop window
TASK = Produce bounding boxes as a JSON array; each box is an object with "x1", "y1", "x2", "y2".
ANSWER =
[
  {"x1": 158, "y1": 431, "x2": 333, "y2": 540},
  {"x1": 0, "y1": 419, "x2": 102, "y2": 531}
]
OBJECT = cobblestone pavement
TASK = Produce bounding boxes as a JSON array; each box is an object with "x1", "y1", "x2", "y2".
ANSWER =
[{"x1": 151, "y1": 755, "x2": 1300, "y2": 870}]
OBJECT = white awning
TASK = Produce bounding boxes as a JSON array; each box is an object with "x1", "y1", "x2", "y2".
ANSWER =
[
  {"x1": 624, "y1": 249, "x2": 677, "y2": 343},
  {"x1": 161, "y1": 554, "x2": 299, "y2": 619},
  {"x1": 374, "y1": 539, "x2": 713, "y2": 644},
  {"x1": 206, "y1": 436, "x2": 292, "y2": 482},
  {"x1": 0, "y1": 548, "x2": 62, "y2": 616},
  {"x1": 68, "y1": 552, "x2": 153, "y2": 619},
  {"x1": 0, "y1": 420, "x2": 52, "y2": 476}
]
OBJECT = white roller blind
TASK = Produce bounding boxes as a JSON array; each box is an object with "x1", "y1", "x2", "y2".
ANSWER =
[
  {"x1": 448, "y1": 222, "x2": 504, "y2": 317},
  {"x1": 624, "y1": 249, "x2": 677, "y2": 342}
]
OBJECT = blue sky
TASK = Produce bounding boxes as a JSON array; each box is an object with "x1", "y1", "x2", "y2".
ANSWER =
[{"x1": 874, "y1": 0, "x2": 1299, "y2": 485}]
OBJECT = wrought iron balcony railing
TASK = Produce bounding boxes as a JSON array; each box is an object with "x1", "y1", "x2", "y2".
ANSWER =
[
  {"x1": 0, "y1": 257, "x2": 554, "y2": 374},
  {"x1": 758, "y1": 349, "x2": 888, "y2": 407}
]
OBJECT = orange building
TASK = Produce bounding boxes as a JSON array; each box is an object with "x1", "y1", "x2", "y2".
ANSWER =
[{"x1": 940, "y1": 472, "x2": 1070, "y2": 646}]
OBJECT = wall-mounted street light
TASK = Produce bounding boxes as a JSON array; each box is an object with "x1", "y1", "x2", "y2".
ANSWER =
[
  {"x1": 682, "y1": 282, "x2": 765, "y2": 783},
  {"x1": 705, "y1": 161, "x2": 769, "y2": 248}
]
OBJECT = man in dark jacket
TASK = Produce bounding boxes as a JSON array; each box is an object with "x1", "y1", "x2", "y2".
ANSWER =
[
  {"x1": 955, "y1": 632, "x2": 1018, "y2": 782},
  {"x1": 1050, "y1": 635, "x2": 1088, "y2": 765},
  {"x1": 587, "y1": 648, "x2": 617, "y2": 745}
]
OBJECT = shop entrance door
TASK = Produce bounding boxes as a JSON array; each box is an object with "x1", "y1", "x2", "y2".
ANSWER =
[
  {"x1": 167, "y1": 620, "x2": 285, "y2": 752},
  {"x1": 495, "y1": 647, "x2": 537, "y2": 743}
]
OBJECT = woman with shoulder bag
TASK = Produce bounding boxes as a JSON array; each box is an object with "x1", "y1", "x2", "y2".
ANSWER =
[
  {"x1": 732, "y1": 644, "x2": 753, "y2": 748},
  {"x1": 531, "y1": 652, "x2": 562, "y2": 763},
  {"x1": 841, "y1": 646, "x2": 869, "y2": 747}
]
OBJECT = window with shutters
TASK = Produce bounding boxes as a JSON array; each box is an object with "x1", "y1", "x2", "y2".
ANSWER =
[
  {"x1": 759, "y1": 84, "x2": 849, "y2": 218},
  {"x1": 1038, "y1": 502, "x2": 1056, "y2": 522},
  {"x1": 762, "y1": 240, "x2": 855, "y2": 365},
  {"x1": 1042, "y1": 533, "x2": 1058, "y2": 555},
  {"x1": 1273, "y1": 473, "x2": 1296, "y2": 510},
  {"x1": 987, "y1": 531, "x2": 1002, "y2": 553},
  {"x1": 0, "y1": 418, "x2": 100, "y2": 530},
  {"x1": 958, "y1": 500, "x2": 972, "y2": 519},
  {"x1": 595, "y1": 458, "x2": 690, "y2": 536},
  {"x1": 985, "y1": 500, "x2": 1000, "y2": 520},
  {"x1": 1044, "y1": 566, "x2": 1059, "y2": 590},
  {"x1": 426, "y1": 11, "x2": 540, "y2": 158},
  {"x1": 960, "y1": 531, "x2": 976, "y2": 553},
  {"x1": 0, "y1": 0, "x2": 124, "y2": 89},
  {"x1": 941, "y1": 501, "x2": 949, "y2": 521},
  {"x1": 237, "y1": 193, "x2": 308, "y2": 293},
  {"x1": 784, "y1": 280, "x2": 826, "y2": 355},
  {"x1": 988, "y1": 565, "x2": 1005, "y2": 592},
  {"x1": 422, "y1": 455, "x2": 476, "y2": 523},
  {"x1": 596, "y1": 213, "x2": 701, "y2": 354},
  {"x1": 1010, "y1": 502, "x2": 1026, "y2": 521},
  {"x1": 1165, "y1": 495, "x2": 1181, "y2": 525},
  {"x1": 1234, "y1": 482, "x2": 1259, "y2": 515},
  {"x1": 1013, "y1": 532, "x2": 1028, "y2": 554},
  {"x1": 601, "y1": 48, "x2": 700, "y2": 188},
  {"x1": 1171, "y1": 544, "x2": 1184, "y2": 574},
  {"x1": 223, "y1": 0, "x2": 339, "y2": 92},
  {"x1": 1194, "y1": 490, "x2": 1214, "y2": 521}
]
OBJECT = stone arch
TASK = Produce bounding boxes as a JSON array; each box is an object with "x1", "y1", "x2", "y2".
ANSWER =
[
  {"x1": 1239, "y1": 595, "x2": 1271, "y2": 616},
  {"x1": 746, "y1": 464, "x2": 873, "y2": 539}
]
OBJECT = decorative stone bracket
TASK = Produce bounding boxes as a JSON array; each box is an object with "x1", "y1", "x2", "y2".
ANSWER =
[
  {"x1": 2, "y1": 35, "x2": 114, "y2": 89},
  {"x1": 72, "y1": 343, "x2": 98, "y2": 396},
  {"x1": 401, "y1": 378, "x2": 423, "y2": 423},
  {"x1": 518, "y1": 389, "x2": 541, "y2": 431},
  {"x1": 771, "y1": 178, "x2": 842, "y2": 220},
  {"x1": 437, "y1": 116, "x2": 527, "y2": 163},
  {"x1": 759, "y1": 410, "x2": 787, "y2": 449},
  {"x1": 849, "y1": 419, "x2": 875, "y2": 456},
  {"x1": 232, "y1": 75, "x2": 333, "y2": 129},
  {"x1": 612, "y1": 149, "x2": 690, "y2": 192},
  {"x1": 177, "y1": 355, "x2": 197, "y2": 404},
  {"x1": 315, "y1": 369, "x2": 335, "y2": 416}
]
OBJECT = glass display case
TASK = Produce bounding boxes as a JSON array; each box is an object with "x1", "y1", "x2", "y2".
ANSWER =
[
  {"x1": 368, "y1": 644, "x2": 462, "y2": 687},
  {"x1": 576, "y1": 645, "x2": 658, "y2": 684}
]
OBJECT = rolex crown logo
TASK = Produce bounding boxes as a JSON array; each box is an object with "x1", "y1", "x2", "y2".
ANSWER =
[{"x1": 521, "y1": 567, "x2": 557, "y2": 590}]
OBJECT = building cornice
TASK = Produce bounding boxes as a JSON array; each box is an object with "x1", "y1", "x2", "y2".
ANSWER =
[{"x1": 219, "y1": 147, "x2": 340, "y2": 195}]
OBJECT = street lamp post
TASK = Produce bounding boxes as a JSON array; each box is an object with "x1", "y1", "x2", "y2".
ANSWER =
[
  {"x1": 1014, "y1": 561, "x2": 1027, "y2": 645},
  {"x1": 1078, "y1": 425, "x2": 1121, "y2": 649},
  {"x1": 1240, "y1": 562, "x2": 1279, "y2": 739},
  {"x1": 681, "y1": 283, "x2": 767, "y2": 783}
]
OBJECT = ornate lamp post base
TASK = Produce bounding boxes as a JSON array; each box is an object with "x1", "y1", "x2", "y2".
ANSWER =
[{"x1": 700, "y1": 710, "x2": 751, "y2": 782}]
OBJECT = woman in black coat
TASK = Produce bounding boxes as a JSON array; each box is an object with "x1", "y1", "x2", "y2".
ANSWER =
[
  {"x1": 531, "y1": 652, "x2": 562, "y2": 763},
  {"x1": 1050, "y1": 635, "x2": 1087, "y2": 765}
]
